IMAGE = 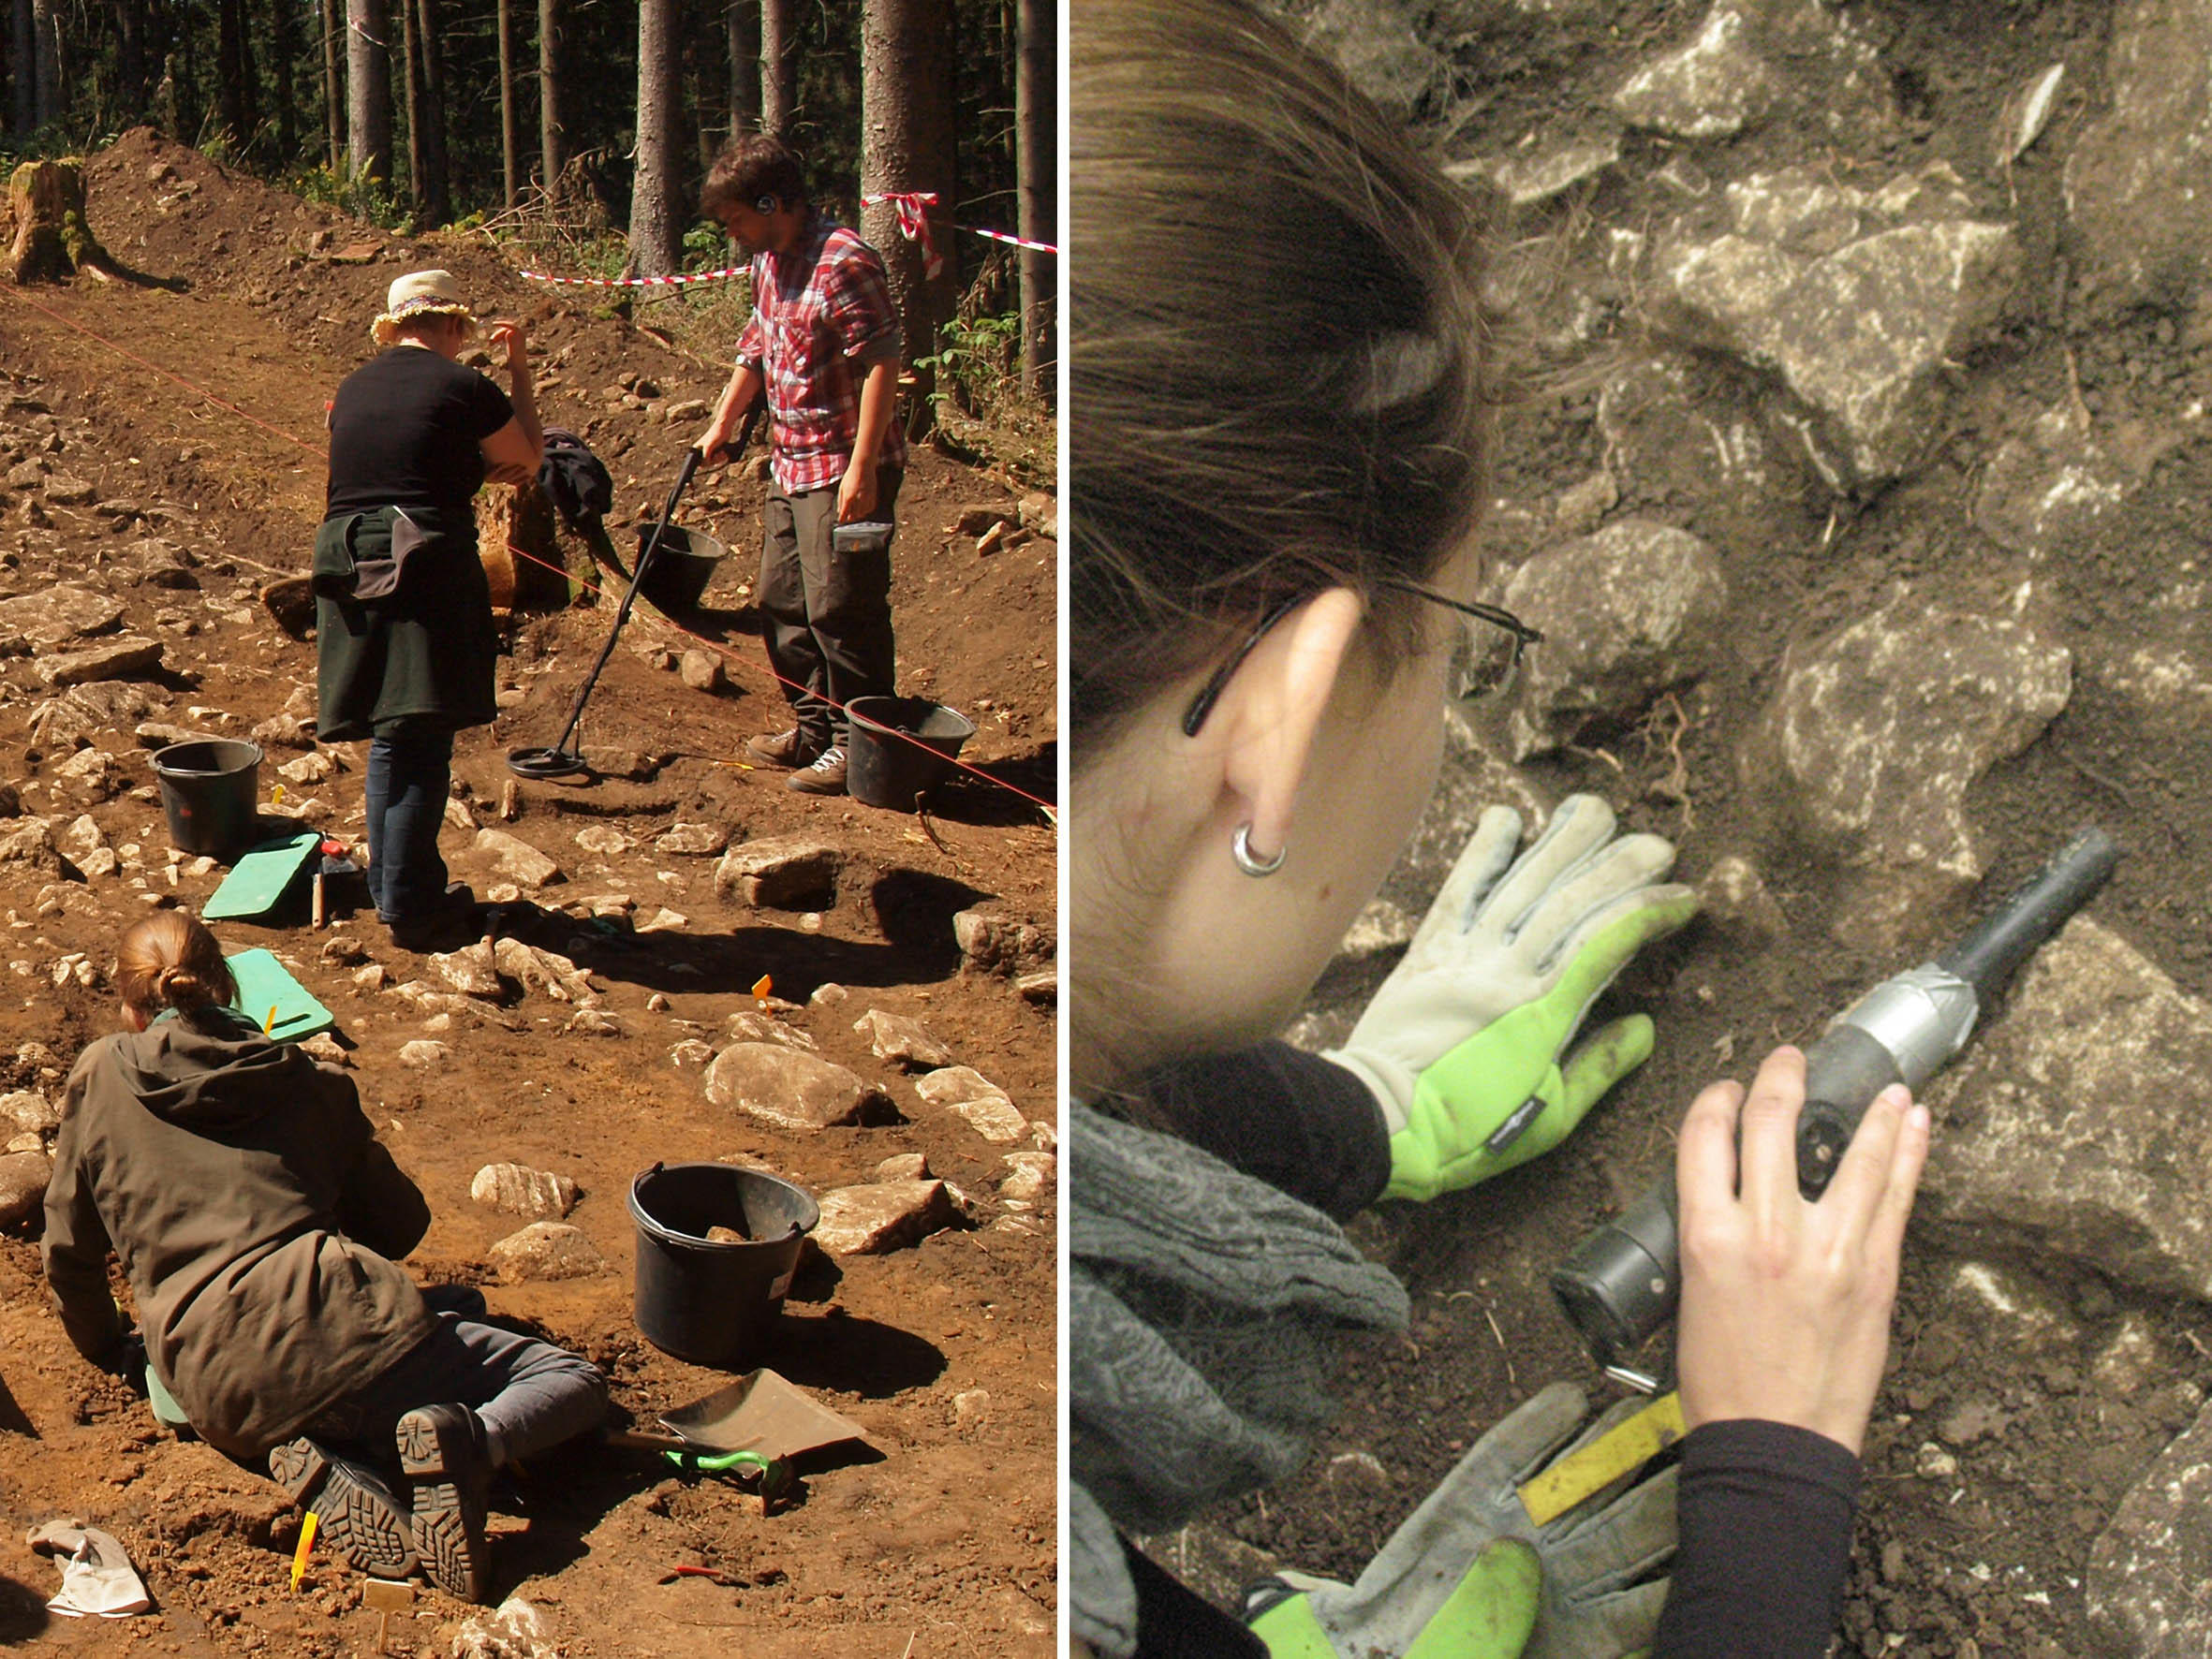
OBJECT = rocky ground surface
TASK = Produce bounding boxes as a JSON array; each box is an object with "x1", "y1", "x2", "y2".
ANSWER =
[
  {"x1": 0, "y1": 129, "x2": 1056, "y2": 1656},
  {"x1": 1158, "y1": 3, "x2": 2212, "y2": 1655}
]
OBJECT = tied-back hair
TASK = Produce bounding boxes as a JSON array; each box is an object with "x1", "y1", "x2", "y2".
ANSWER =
[
  {"x1": 1069, "y1": 0, "x2": 1504, "y2": 753},
  {"x1": 115, "y1": 912, "x2": 238, "y2": 1023}
]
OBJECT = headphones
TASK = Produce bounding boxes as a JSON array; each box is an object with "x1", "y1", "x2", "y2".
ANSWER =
[{"x1": 755, "y1": 194, "x2": 778, "y2": 214}]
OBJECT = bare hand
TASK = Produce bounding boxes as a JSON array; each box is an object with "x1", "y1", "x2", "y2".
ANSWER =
[
  {"x1": 484, "y1": 460, "x2": 538, "y2": 488},
  {"x1": 1674, "y1": 1044, "x2": 1929, "y2": 1454},
  {"x1": 487, "y1": 318, "x2": 531, "y2": 372},
  {"x1": 836, "y1": 462, "x2": 877, "y2": 524}
]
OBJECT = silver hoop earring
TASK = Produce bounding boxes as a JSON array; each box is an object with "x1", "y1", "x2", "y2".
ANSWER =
[{"x1": 1231, "y1": 823, "x2": 1286, "y2": 877}]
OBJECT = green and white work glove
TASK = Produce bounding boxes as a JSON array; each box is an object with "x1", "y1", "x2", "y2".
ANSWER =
[
  {"x1": 1327, "y1": 795, "x2": 1696, "y2": 1202},
  {"x1": 1245, "y1": 1383, "x2": 1677, "y2": 1659}
]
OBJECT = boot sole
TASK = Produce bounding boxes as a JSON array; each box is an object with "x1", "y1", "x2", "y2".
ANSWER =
[
  {"x1": 268, "y1": 1437, "x2": 419, "y2": 1578},
  {"x1": 396, "y1": 1410, "x2": 489, "y2": 1602}
]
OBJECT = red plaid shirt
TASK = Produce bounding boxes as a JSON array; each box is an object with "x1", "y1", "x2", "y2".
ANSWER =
[{"x1": 736, "y1": 218, "x2": 907, "y2": 494}]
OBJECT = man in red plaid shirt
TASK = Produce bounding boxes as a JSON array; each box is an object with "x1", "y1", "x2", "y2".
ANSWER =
[{"x1": 697, "y1": 135, "x2": 907, "y2": 796}]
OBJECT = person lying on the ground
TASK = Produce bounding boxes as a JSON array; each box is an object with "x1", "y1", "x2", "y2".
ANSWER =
[
  {"x1": 42, "y1": 911, "x2": 608, "y2": 1603},
  {"x1": 1067, "y1": 3, "x2": 1929, "y2": 1653}
]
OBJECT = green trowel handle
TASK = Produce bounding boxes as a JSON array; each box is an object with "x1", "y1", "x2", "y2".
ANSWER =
[{"x1": 662, "y1": 1447, "x2": 776, "y2": 1478}]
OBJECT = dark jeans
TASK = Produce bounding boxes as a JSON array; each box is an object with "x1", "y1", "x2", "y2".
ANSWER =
[
  {"x1": 300, "y1": 1315, "x2": 608, "y2": 1470},
  {"x1": 759, "y1": 466, "x2": 902, "y2": 751},
  {"x1": 365, "y1": 722, "x2": 453, "y2": 922}
]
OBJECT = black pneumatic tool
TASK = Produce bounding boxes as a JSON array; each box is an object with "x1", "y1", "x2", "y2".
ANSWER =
[{"x1": 1552, "y1": 825, "x2": 2122, "y2": 1387}]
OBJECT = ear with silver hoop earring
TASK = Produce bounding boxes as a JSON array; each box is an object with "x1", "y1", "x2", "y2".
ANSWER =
[{"x1": 1231, "y1": 823, "x2": 1286, "y2": 877}]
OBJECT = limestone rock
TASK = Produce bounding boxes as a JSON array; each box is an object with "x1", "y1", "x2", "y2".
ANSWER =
[
  {"x1": 1613, "y1": 7, "x2": 1780, "y2": 139},
  {"x1": 916, "y1": 1065, "x2": 1026, "y2": 1144},
  {"x1": 2066, "y1": 0, "x2": 2212, "y2": 315},
  {"x1": 714, "y1": 838, "x2": 840, "y2": 909},
  {"x1": 810, "y1": 1180, "x2": 956, "y2": 1255},
  {"x1": 398, "y1": 1039, "x2": 451, "y2": 1070},
  {"x1": 1924, "y1": 920, "x2": 2212, "y2": 1301},
  {"x1": 704, "y1": 1043, "x2": 884, "y2": 1131},
  {"x1": 1499, "y1": 519, "x2": 1729, "y2": 759},
  {"x1": 1014, "y1": 969, "x2": 1056, "y2": 1006},
  {"x1": 877, "y1": 1152, "x2": 930, "y2": 1182},
  {"x1": 1596, "y1": 356, "x2": 1787, "y2": 540},
  {"x1": 2089, "y1": 1400, "x2": 2212, "y2": 1656},
  {"x1": 952, "y1": 909, "x2": 1055, "y2": 976},
  {"x1": 668, "y1": 1038, "x2": 715, "y2": 1067},
  {"x1": 723, "y1": 1009, "x2": 817, "y2": 1050},
  {"x1": 430, "y1": 941, "x2": 502, "y2": 999},
  {"x1": 491, "y1": 937, "x2": 592, "y2": 1002},
  {"x1": 1298, "y1": 0, "x2": 1439, "y2": 114},
  {"x1": 58, "y1": 814, "x2": 102, "y2": 861},
  {"x1": 679, "y1": 651, "x2": 725, "y2": 694},
  {"x1": 0, "y1": 820, "x2": 64, "y2": 876},
  {"x1": 854, "y1": 1008, "x2": 953, "y2": 1070},
  {"x1": 276, "y1": 750, "x2": 335, "y2": 786},
  {"x1": 1743, "y1": 592, "x2": 2070, "y2": 942},
  {"x1": 470, "y1": 1162, "x2": 581, "y2": 1220},
  {"x1": 52, "y1": 745, "x2": 124, "y2": 800},
  {"x1": 0, "y1": 585, "x2": 123, "y2": 648},
  {"x1": 1972, "y1": 404, "x2": 2135, "y2": 560},
  {"x1": 1452, "y1": 132, "x2": 1622, "y2": 210},
  {"x1": 1696, "y1": 854, "x2": 1785, "y2": 939},
  {"x1": 29, "y1": 683, "x2": 153, "y2": 753},
  {"x1": 655, "y1": 821, "x2": 728, "y2": 857},
  {"x1": 472, "y1": 829, "x2": 564, "y2": 889},
  {"x1": 1658, "y1": 164, "x2": 2020, "y2": 487},
  {"x1": 36, "y1": 635, "x2": 161, "y2": 687},
  {"x1": 0, "y1": 1090, "x2": 56, "y2": 1136},
  {"x1": 450, "y1": 1596, "x2": 560, "y2": 1659},
  {"x1": 572, "y1": 824, "x2": 627, "y2": 857},
  {"x1": 487, "y1": 1222, "x2": 606, "y2": 1283},
  {"x1": 0, "y1": 1150, "x2": 50, "y2": 1227},
  {"x1": 565, "y1": 1007, "x2": 623, "y2": 1037},
  {"x1": 999, "y1": 1152, "x2": 1056, "y2": 1204}
]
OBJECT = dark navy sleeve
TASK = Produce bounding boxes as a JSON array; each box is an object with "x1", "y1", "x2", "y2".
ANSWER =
[
  {"x1": 1131, "y1": 1042, "x2": 1391, "y2": 1222},
  {"x1": 1653, "y1": 1419, "x2": 1864, "y2": 1659}
]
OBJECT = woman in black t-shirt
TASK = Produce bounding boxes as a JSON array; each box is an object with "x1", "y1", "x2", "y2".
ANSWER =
[{"x1": 317, "y1": 270, "x2": 542, "y2": 950}]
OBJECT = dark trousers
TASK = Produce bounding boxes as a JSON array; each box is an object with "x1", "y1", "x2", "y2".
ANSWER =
[
  {"x1": 301, "y1": 1315, "x2": 608, "y2": 1470},
  {"x1": 759, "y1": 466, "x2": 902, "y2": 751},
  {"x1": 365, "y1": 722, "x2": 453, "y2": 922}
]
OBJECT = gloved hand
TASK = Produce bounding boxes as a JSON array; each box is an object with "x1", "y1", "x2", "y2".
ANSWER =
[
  {"x1": 1326, "y1": 795, "x2": 1696, "y2": 1201},
  {"x1": 1246, "y1": 1383, "x2": 1676, "y2": 1659}
]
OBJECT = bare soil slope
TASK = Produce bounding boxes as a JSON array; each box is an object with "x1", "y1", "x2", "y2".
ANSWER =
[{"x1": 0, "y1": 129, "x2": 1056, "y2": 1657}]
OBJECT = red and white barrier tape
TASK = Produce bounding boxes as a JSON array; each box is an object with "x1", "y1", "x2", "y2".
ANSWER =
[{"x1": 519, "y1": 265, "x2": 750, "y2": 288}]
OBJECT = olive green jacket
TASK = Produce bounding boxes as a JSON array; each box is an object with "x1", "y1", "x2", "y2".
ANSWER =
[{"x1": 314, "y1": 506, "x2": 498, "y2": 741}]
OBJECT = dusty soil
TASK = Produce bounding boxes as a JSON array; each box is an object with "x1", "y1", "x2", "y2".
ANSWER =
[
  {"x1": 1160, "y1": 5, "x2": 2212, "y2": 1656},
  {"x1": 0, "y1": 130, "x2": 1056, "y2": 1655}
]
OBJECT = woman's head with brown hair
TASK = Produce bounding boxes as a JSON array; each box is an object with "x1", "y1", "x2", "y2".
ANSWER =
[
  {"x1": 115, "y1": 912, "x2": 238, "y2": 1028},
  {"x1": 1069, "y1": 0, "x2": 1503, "y2": 755}
]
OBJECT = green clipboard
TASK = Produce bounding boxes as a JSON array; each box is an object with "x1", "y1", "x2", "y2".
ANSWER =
[
  {"x1": 225, "y1": 948, "x2": 336, "y2": 1043},
  {"x1": 201, "y1": 831, "x2": 322, "y2": 921}
]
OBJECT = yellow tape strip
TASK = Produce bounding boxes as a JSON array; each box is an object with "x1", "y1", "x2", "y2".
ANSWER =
[
  {"x1": 291, "y1": 1510, "x2": 318, "y2": 1590},
  {"x1": 1518, "y1": 1392, "x2": 1687, "y2": 1527}
]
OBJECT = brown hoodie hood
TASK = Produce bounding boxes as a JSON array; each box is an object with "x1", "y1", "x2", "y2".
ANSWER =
[{"x1": 43, "y1": 1010, "x2": 437, "y2": 1458}]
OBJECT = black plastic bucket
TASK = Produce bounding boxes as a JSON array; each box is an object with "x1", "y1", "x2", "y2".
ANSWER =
[
  {"x1": 150, "y1": 740, "x2": 263, "y2": 859},
  {"x1": 628, "y1": 1162, "x2": 818, "y2": 1369},
  {"x1": 637, "y1": 524, "x2": 728, "y2": 612},
  {"x1": 846, "y1": 696, "x2": 977, "y2": 811}
]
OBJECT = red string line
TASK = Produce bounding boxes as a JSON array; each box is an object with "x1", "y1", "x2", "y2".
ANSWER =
[{"x1": 1, "y1": 285, "x2": 1057, "y2": 824}]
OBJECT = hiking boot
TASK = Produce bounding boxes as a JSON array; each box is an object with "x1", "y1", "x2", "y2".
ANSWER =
[
  {"x1": 268, "y1": 1436, "x2": 419, "y2": 1578},
  {"x1": 396, "y1": 1404, "x2": 493, "y2": 1602},
  {"x1": 787, "y1": 745, "x2": 848, "y2": 796},
  {"x1": 745, "y1": 727, "x2": 818, "y2": 770},
  {"x1": 387, "y1": 884, "x2": 480, "y2": 953}
]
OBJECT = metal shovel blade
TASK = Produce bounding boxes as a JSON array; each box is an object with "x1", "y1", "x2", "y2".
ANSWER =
[{"x1": 657, "y1": 1368, "x2": 872, "y2": 1462}]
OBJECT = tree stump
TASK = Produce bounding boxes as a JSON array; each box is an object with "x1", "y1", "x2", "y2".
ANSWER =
[
  {"x1": 477, "y1": 482, "x2": 569, "y2": 618},
  {"x1": 7, "y1": 161, "x2": 115, "y2": 285}
]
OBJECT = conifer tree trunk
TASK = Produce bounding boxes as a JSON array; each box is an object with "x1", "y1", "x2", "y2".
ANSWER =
[
  {"x1": 726, "y1": 0, "x2": 757, "y2": 143},
  {"x1": 760, "y1": 0, "x2": 790, "y2": 138},
  {"x1": 861, "y1": 0, "x2": 958, "y2": 431},
  {"x1": 1015, "y1": 0, "x2": 1053, "y2": 399},
  {"x1": 322, "y1": 0, "x2": 344, "y2": 165},
  {"x1": 271, "y1": 0, "x2": 298, "y2": 160},
  {"x1": 538, "y1": 0, "x2": 562, "y2": 203},
  {"x1": 10, "y1": 0, "x2": 32, "y2": 137},
  {"x1": 416, "y1": 0, "x2": 450, "y2": 223},
  {"x1": 496, "y1": 0, "x2": 518, "y2": 206},
  {"x1": 627, "y1": 0, "x2": 684, "y2": 276},
  {"x1": 347, "y1": 0, "x2": 392, "y2": 183}
]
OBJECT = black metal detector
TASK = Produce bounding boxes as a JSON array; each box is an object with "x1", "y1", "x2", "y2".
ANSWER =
[{"x1": 508, "y1": 407, "x2": 762, "y2": 782}]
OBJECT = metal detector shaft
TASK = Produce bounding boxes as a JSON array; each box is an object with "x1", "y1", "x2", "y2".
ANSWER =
[
  {"x1": 1551, "y1": 825, "x2": 2120, "y2": 1373},
  {"x1": 537, "y1": 406, "x2": 763, "y2": 759}
]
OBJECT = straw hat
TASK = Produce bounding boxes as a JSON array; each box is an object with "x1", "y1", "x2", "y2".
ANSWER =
[{"x1": 371, "y1": 269, "x2": 478, "y2": 345}]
